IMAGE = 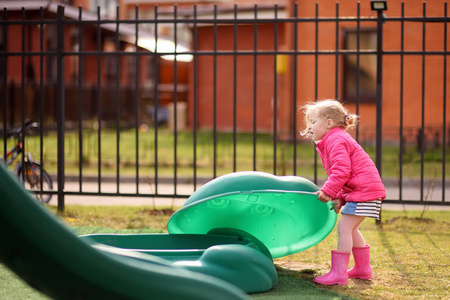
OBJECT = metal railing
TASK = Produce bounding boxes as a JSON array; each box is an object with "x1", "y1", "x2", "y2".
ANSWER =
[{"x1": 1, "y1": 2, "x2": 448, "y2": 211}]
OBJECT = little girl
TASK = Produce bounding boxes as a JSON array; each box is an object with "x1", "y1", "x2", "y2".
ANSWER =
[{"x1": 300, "y1": 99, "x2": 386, "y2": 286}]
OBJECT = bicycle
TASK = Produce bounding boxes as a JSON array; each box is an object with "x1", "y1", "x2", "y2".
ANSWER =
[{"x1": 2, "y1": 120, "x2": 53, "y2": 203}]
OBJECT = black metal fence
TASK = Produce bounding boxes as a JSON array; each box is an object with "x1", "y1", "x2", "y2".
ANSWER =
[{"x1": 1, "y1": 2, "x2": 449, "y2": 211}]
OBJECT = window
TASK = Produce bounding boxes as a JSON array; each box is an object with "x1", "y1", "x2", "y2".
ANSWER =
[
  {"x1": 89, "y1": 0, "x2": 117, "y2": 19},
  {"x1": 343, "y1": 29, "x2": 377, "y2": 103},
  {"x1": 130, "y1": 8, "x2": 192, "y2": 51}
]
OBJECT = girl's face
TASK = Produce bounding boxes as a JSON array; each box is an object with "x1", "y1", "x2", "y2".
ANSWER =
[{"x1": 308, "y1": 113, "x2": 332, "y2": 142}]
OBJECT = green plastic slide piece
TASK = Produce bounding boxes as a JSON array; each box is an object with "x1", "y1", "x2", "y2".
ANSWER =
[
  {"x1": 81, "y1": 232, "x2": 277, "y2": 293},
  {"x1": 79, "y1": 232, "x2": 270, "y2": 261},
  {"x1": 168, "y1": 171, "x2": 336, "y2": 258},
  {"x1": 0, "y1": 164, "x2": 248, "y2": 300}
]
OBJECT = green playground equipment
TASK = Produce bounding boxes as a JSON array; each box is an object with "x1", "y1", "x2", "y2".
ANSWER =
[
  {"x1": 0, "y1": 164, "x2": 248, "y2": 300},
  {"x1": 80, "y1": 232, "x2": 277, "y2": 293},
  {"x1": 167, "y1": 171, "x2": 336, "y2": 258},
  {"x1": 0, "y1": 164, "x2": 336, "y2": 299}
]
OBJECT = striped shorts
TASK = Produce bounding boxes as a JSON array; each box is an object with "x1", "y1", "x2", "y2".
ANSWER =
[{"x1": 341, "y1": 199, "x2": 382, "y2": 220}]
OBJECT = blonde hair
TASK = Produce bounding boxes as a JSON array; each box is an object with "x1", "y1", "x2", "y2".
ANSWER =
[{"x1": 299, "y1": 99, "x2": 358, "y2": 139}]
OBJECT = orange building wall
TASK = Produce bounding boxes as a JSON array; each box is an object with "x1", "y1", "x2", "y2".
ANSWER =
[
  {"x1": 187, "y1": 0, "x2": 449, "y2": 142},
  {"x1": 190, "y1": 22, "x2": 285, "y2": 133},
  {"x1": 289, "y1": 0, "x2": 449, "y2": 142},
  {"x1": 4, "y1": 1, "x2": 449, "y2": 144}
]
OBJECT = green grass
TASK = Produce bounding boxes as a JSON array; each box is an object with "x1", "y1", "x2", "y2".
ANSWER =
[
  {"x1": 282, "y1": 210, "x2": 450, "y2": 300},
  {"x1": 1, "y1": 206, "x2": 448, "y2": 300},
  {"x1": 2, "y1": 128, "x2": 449, "y2": 180}
]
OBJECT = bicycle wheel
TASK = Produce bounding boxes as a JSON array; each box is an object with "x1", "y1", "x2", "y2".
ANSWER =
[{"x1": 16, "y1": 162, "x2": 53, "y2": 203}]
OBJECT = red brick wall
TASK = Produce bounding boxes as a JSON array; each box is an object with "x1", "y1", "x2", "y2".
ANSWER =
[
  {"x1": 189, "y1": 22, "x2": 286, "y2": 133},
  {"x1": 290, "y1": 0, "x2": 449, "y2": 142},
  {"x1": 187, "y1": 0, "x2": 449, "y2": 143}
]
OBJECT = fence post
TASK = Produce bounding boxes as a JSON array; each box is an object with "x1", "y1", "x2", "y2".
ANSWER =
[
  {"x1": 56, "y1": 6, "x2": 65, "y2": 212},
  {"x1": 375, "y1": 6, "x2": 385, "y2": 224}
]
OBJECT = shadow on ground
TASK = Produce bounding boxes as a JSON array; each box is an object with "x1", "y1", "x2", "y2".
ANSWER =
[{"x1": 250, "y1": 266, "x2": 356, "y2": 300}]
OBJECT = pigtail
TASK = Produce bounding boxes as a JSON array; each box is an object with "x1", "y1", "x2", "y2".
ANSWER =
[{"x1": 344, "y1": 113, "x2": 358, "y2": 129}]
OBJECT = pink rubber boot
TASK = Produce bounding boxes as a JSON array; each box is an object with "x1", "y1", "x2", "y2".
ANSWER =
[
  {"x1": 348, "y1": 245, "x2": 372, "y2": 280},
  {"x1": 314, "y1": 250, "x2": 350, "y2": 285}
]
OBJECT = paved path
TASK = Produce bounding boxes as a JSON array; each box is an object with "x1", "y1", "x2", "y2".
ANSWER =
[{"x1": 47, "y1": 180, "x2": 450, "y2": 211}]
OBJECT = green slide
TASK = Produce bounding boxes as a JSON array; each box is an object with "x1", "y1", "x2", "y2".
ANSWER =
[
  {"x1": 168, "y1": 171, "x2": 337, "y2": 258},
  {"x1": 0, "y1": 164, "x2": 248, "y2": 299},
  {"x1": 82, "y1": 171, "x2": 336, "y2": 293},
  {"x1": 80, "y1": 232, "x2": 277, "y2": 294},
  {"x1": 0, "y1": 164, "x2": 336, "y2": 298}
]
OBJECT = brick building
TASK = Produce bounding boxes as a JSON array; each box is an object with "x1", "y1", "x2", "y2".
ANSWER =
[{"x1": 1, "y1": 0, "x2": 449, "y2": 145}]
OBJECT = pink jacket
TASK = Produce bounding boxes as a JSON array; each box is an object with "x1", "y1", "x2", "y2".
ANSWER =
[{"x1": 316, "y1": 127, "x2": 386, "y2": 204}]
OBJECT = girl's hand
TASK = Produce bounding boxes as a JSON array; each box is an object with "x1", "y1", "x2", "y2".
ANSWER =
[
  {"x1": 316, "y1": 191, "x2": 331, "y2": 203},
  {"x1": 332, "y1": 199, "x2": 343, "y2": 214}
]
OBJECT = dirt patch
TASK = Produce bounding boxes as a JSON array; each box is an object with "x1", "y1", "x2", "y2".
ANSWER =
[
  {"x1": 275, "y1": 261, "x2": 323, "y2": 272},
  {"x1": 137, "y1": 208, "x2": 175, "y2": 216},
  {"x1": 387, "y1": 216, "x2": 435, "y2": 223}
]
